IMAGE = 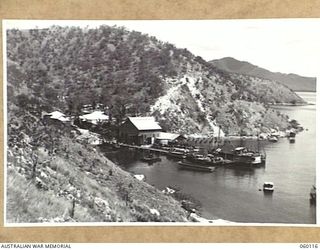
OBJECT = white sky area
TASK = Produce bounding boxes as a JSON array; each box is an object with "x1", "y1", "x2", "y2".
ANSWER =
[{"x1": 4, "y1": 19, "x2": 320, "y2": 77}]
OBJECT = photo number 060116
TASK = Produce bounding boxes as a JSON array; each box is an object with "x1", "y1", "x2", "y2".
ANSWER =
[{"x1": 4, "y1": 19, "x2": 318, "y2": 225}]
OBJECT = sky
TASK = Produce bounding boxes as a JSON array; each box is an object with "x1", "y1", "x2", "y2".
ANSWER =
[{"x1": 4, "y1": 19, "x2": 320, "y2": 77}]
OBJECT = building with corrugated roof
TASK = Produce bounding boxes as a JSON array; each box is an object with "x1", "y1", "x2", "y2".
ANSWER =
[
  {"x1": 46, "y1": 111, "x2": 70, "y2": 122},
  {"x1": 119, "y1": 117, "x2": 162, "y2": 145},
  {"x1": 79, "y1": 111, "x2": 109, "y2": 125},
  {"x1": 155, "y1": 132, "x2": 186, "y2": 146}
]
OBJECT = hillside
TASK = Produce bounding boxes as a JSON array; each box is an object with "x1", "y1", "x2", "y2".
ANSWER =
[
  {"x1": 210, "y1": 57, "x2": 316, "y2": 92},
  {"x1": 7, "y1": 106, "x2": 190, "y2": 223},
  {"x1": 5, "y1": 25, "x2": 307, "y2": 222},
  {"x1": 7, "y1": 26, "x2": 305, "y2": 137}
]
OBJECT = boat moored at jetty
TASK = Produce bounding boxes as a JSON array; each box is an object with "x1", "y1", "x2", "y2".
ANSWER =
[
  {"x1": 186, "y1": 153, "x2": 235, "y2": 167},
  {"x1": 268, "y1": 136, "x2": 278, "y2": 142},
  {"x1": 178, "y1": 160, "x2": 216, "y2": 172},
  {"x1": 168, "y1": 148, "x2": 188, "y2": 159},
  {"x1": 218, "y1": 146, "x2": 264, "y2": 167},
  {"x1": 141, "y1": 154, "x2": 161, "y2": 163}
]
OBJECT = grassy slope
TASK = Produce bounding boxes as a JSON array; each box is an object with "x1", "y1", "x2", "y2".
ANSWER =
[{"x1": 7, "y1": 134, "x2": 189, "y2": 223}]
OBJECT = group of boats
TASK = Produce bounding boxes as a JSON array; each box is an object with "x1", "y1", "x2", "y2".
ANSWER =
[
  {"x1": 177, "y1": 148, "x2": 265, "y2": 172},
  {"x1": 137, "y1": 134, "x2": 299, "y2": 196},
  {"x1": 267, "y1": 130, "x2": 296, "y2": 143},
  {"x1": 140, "y1": 146, "x2": 277, "y2": 193},
  {"x1": 139, "y1": 144, "x2": 267, "y2": 173}
]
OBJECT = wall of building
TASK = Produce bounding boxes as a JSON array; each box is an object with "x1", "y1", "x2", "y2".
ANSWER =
[
  {"x1": 138, "y1": 131, "x2": 161, "y2": 144},
  {"x1": 119, "y1": 119, "x2": 161, "y2": 145}
]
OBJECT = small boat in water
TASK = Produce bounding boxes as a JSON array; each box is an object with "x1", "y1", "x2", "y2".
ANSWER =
[
  {"x1": 268, "y1": 136, "x2": 278, "y2": 142},
  {"x1": 187, "y1": 153, "x2": 234, "y2": 167},
  {"x1": 168, "y1": 148, "x2": 187, "y2": 159},
  {"x1": 178, "y1": 160, "x2": 215, "y2": 172},
  {"x1": 289, "y1": 131, "x2": 296, "y2": 143},
  {"x1": 289, "y1": 137, "x2": 295, "y2": 143},
  {"x1": 263, "y1": 182, "x2": 274, "y2": 192},
  {"x1": 216, "y1": 138, "x2": 266, "y2": 167},
  {"x1": 231, "y1": 147, "x2": 263, "y2": 166},
  {"x1": 141, "y1": 155, "x2": 161, "y2": 163},
  {"x1": 141, "y1": 151, "x2": 161, "y2": 163},
  {"x1": 186, "y1": 154, "x2": 214, "y2": 164}
]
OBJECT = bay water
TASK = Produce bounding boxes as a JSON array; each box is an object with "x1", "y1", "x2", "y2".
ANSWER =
[{"x1": 103, "y1": 92, "x2": 316, "y2": 224}]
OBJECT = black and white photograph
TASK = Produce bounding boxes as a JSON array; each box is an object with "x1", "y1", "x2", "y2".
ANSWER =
[{"x1": 4, "y1": 19, "x2": 318, "y2": 225}]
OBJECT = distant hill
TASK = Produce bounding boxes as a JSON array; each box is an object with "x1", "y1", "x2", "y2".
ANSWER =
[{"x1": 210, "y1": 57, "x2": 316, "y2": 92}]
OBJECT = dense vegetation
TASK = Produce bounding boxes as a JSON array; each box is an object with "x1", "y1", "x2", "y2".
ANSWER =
[
  {"x1": 6, "y1": 25, "x2": 306, "y2": 222},
  {"x1": 7, "y1": 25, "x2": 305, "y2": 136},
  {"x1": 7, "y1": 26, "x2": 195, "y2": 118}
]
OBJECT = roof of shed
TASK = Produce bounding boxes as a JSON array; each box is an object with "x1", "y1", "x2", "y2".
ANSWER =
[
  {"x1": 79, "y1": 111, "x2": 109, "y2": 121},
  {"x1": 128, "y1": 117, "x2": 162, "y2": 131},
  {"x1": 48, "y1": 111, "x2": 70, "y2": 122},
  {"x1": 156, "y1": 132, "x2": 182, "y2": 141}
]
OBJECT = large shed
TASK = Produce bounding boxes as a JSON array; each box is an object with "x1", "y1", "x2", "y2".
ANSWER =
[{"x1": 119, "y1": 117, "x2": 162, "y2": 145}]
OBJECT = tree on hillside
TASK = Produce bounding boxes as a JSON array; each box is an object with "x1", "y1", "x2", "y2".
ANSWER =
[{"x1": 110, "y1": 96, "x2": 129, "y2": 125}]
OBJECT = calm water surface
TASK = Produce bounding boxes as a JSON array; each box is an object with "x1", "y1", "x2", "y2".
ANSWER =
[{"x1": 103, "y1": 92, "x2": 316, "y2": 224}]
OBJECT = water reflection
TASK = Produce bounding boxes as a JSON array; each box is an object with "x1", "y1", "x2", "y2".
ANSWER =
[
  {"x1": 100, "y1": 93, "x2": 316, "y2": 224},
  {"x1": 224, "y1": 167, "x2": 257, "y2": 177}
]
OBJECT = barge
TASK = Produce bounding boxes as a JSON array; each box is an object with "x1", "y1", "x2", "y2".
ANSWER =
[{"x1": 178, "y1": 160, "x2": 216, "y2": 172}]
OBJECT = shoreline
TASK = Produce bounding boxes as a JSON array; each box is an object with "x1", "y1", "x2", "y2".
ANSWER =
[
  {"x1": 269, "y1": 102, "x2": 310, "y2": 107},
  {"x1": 100, "y1": 145, "x2": 227, "y2": 223}
]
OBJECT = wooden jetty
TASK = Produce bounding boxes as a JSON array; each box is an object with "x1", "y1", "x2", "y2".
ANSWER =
[{"x1": 117, "y1": 143, "x2": 169, "y2": 154}]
